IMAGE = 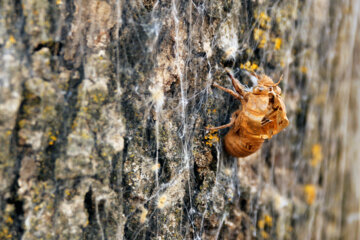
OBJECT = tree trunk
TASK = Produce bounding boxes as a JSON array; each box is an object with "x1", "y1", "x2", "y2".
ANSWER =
[{"x1": 1, "y1": 0, "x2": 359, "y2": 239}]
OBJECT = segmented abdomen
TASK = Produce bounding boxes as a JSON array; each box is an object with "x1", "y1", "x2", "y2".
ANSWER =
[{"x1": 224, "y1": 128, "x2": 264, "y2": 157}]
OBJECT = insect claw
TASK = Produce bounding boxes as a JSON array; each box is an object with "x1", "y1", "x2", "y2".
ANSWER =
[
  {"x1": 224, "y1": 69, "x2": 247, "y2": 101},
  {"x1": 206, "y1": 123, "x2": 234, "y2": 131},
  {"x1": 273, "y1": 74, "x2": 283, "y2": 86}
]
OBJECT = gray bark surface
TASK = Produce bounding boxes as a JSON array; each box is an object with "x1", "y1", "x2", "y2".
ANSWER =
[{"x1": 0, "y1": 0, "x2": 360, "y2": 239}]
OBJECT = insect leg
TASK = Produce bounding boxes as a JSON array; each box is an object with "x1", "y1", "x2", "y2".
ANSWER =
[
  {"x1": 206, "y1": 112, "x2": 237, "y2": 131},
  {"x1": 206, "y1": 121, "x2": 234, "y2": 131},
  {"x1": 212, "y1": 83, "x2": 243, "y2": 101},
  {"x1": 273, "y1": 74, "x2": 283, "y2": 86},
  {"x1": 225, "y1": 69, "x2": 247, "y2": 98}
]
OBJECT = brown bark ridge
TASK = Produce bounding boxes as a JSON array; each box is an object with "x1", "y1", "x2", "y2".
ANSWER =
[{"x1": 0, "y1": 0, "x2": 359, "y2": 239}]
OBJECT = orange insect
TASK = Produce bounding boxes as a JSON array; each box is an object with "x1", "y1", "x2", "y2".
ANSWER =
[{"x1": 207, "y1": 69, "x2": 289, "y2": 157}]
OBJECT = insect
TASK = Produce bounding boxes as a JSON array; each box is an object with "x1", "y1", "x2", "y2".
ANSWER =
[{"x1": 207, "y1": 69, "x2": 289, "y2": 157}]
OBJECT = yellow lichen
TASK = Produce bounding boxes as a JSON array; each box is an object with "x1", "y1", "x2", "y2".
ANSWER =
[
  {"x1": 5, "y1": 35, "x2": 16, "y2": 48},
  {"x1": 273, "y1": 38, "x2": 282, "y2": 50},
  {"x1": 9, "y1": 35, "x2": 17, "y2": 44},
  {"x1": 253, "y1": 28, "x2": 264, "y2": 41},
  {"x1": 280, "y1": 59, "x2": 285, "y2": 67},
  {"x1": 264, "y1": 215, "x2": 273, "y2": 227},
  {"x1": 207, "y1": 109, "x2": 217, "y2": 115},
  {"x1": 240, "y1": 61, "x2": 258, "y2": 71},
  {"x1": 0, "y1": 227, "x2": 12, "y2": 239},
  {"x1": 5, "y1": 216, "x2": 13, "y2": 225},
  {"x1": 81, "y1": 131, "x2": 90, "y2": 139},
  {"x1": 258, "y1": 219, "x2": 265, "y2": 229},
  {"x1": 259, "y1": 35, "x2": 267, "y2": 48},
  {"x1": 65, "y1": 189, "x2": 71, "y2": 196},
  {"x1": 43, "y1": 105, "x2": 55, "y2": 114},
  {"x1": 84, "y1": 220, "x2": 89, "y2": 227},
  {"x1": 310, "y1": 144, "x2": 323, "y2": 167},
  {"x1": 91, "y1": 92, "x2": 106, "y2": 103},
  {"x1": 253, "y1": 29, "x2": 267, "y2": 48},
  {"x1": 304, "y1": 184, "x2": 316, "y2": 205},
  {"x1": 300, "y1": 66, "x2": 308, "y2": 73},
  {"x1": 18, "y1": 119, "x2": 27, "y2": 128},
  {"x1": 258, "y1": 214, "x2": 273, "y2": 232},
  {"x1": 92, "y1": 94, "x2": 99, "y2": 103},
  {"x1": 34, "y1": 205, "x2": 41, "y2": 212},
  {"x1": 204, "y1": 129, "x2": 219, "y2": 147},
  {"x1": 261, "y1": 230, "x2": 270, "y2": 239},
  {"x1": 258, "y1": 12, "x2": 271, "y2": 29}
]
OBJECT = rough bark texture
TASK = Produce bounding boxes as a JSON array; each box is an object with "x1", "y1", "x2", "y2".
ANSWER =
[{"x1": 0, "y1": 0, "x2": 359, "y2": 239}]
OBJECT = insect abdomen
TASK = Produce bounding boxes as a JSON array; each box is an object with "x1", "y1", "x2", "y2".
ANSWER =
[{"x1": 224, "y1": 129, "x2": 264, "y2": 157}]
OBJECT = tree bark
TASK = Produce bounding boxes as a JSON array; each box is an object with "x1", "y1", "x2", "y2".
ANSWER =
[{"x1": 0, "y1": 0, "x2": 359, "y2": 239}]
